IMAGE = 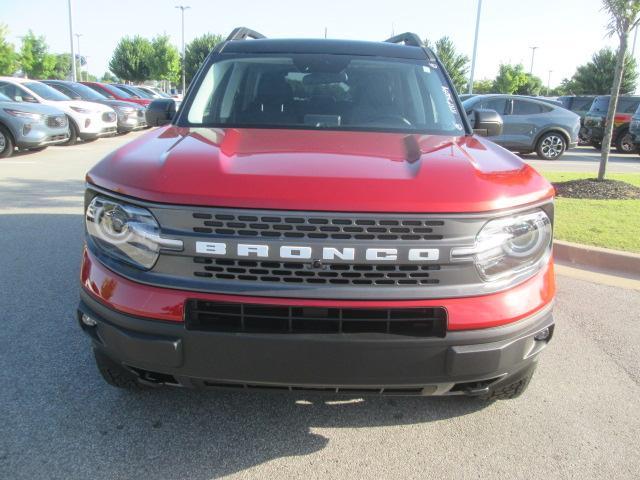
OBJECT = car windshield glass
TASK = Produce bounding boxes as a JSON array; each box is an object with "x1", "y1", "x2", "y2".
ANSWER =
[
  {"x1": 107, "y1": 85, "x2": 134, "y2": 98},
  {"x1": 129, "y1": 87, "x2": 154, "y2": 98},
  {"x1": 184, "y1": 54, "x2": 465, "y2": 134},
  {"x1": 70, "y1": 82, "x2": 107, "y2": 101},
  {"x1": 24, "y1": 82, "x2": 70, "y2": 101},
  {"x1": 590, "y1": 97, "x2": 609, "y2": 113}
]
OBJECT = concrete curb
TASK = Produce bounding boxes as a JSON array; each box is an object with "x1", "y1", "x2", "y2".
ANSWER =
[{"x1": 553, "y1": 240, "x2": 640, "y2": 277}]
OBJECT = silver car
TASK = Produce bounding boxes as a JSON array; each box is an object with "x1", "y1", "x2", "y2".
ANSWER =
[
  {"x1": 462, "y1": 94, "x2": 580, "y2": 160},
  {"x1": 0, "y1": 92, "x2": 69, "y2": 158}
]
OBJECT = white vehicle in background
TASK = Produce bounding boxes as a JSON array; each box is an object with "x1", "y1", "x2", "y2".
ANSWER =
[
  {"x1": 0, "y1": 77, "x2": 118, "y2": 145},
  {"x1": 137, "y1": 86, "x2": 182, "y2": 109}
]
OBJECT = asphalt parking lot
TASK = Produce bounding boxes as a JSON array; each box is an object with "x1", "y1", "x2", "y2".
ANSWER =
[{"x1": 1, "y1": 133, "x2": 639, "y2": 479}]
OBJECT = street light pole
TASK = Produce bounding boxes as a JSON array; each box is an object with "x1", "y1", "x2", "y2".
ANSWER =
[
  {"x1": 67, "y1": 0, "x2": 76, "y2": 82},
  {"x1": 468, "y1": 0, "x2": 483, "y2": 94},
  {"x1": 529, "y1": 46, "x2": 538, "y2": 75},
  {"x1": 547, "y1": 70, "x2": 552, "y2": 96},
  {"x1": 75, "y1": 33, "x2": 83, "y2": 82},
  {"x1": 176, "y1": 5, "x2": 190, "y2": 95}
]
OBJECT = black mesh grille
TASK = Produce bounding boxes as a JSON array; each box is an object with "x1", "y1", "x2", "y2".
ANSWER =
[
  {"x1": 186, "y1": 300, "x2": 447, "y2": 337},
  {"x1": 191, "y1": 212, "x2": 445, "y2": 241},
  {"x1": 192, "y1": 258, "x2": 441, "y2": 286}
]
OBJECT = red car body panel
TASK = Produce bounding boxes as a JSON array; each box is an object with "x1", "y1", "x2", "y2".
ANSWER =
[
  {"x1": 81, "y1": 248, "x2": 555, "y2": 331},
  {"x1": 80, "y1": 81, "x2": 152, "y2": 107},
  {"x1": 87, "y1": 126, "x2": 554, "y2": 213}
]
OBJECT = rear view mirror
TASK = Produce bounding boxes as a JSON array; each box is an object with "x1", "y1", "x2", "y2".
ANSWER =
[
  {"x1": 146, "y1": 98, "x2": 177, "y2": 126},
  {"x1": 471, "y1": 109, "x2": 503, "y2": 137}
]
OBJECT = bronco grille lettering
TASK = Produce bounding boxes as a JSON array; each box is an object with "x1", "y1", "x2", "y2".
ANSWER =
[{"x1": 195, "y1": 242, "x2": 440, "y2": 262}]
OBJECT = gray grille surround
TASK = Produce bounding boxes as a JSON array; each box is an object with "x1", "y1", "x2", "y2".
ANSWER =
[{"x1": 86, "y1": 186, "x2": 552, "y2": 300}]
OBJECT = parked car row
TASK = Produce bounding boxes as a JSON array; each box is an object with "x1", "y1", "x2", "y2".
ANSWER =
[
  {"x1": 461, "y1": 94, "x2": 581, "y2": 160},
  {"x1": 0, "y1": 77, "x2": 155, "y2": 158}
]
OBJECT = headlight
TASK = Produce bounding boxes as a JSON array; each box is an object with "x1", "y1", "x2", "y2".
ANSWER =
[
  {"x1": 86, "y1": 196, "x2": 182, "y2": 270},
  {"x1": 451, "y1": 209, "x2": 552, "y2": 282},
  {"x1": 70, "y1": 106, "x2": 93, "y2": 114},
  {"x1": 3, "y1": 108, "x2": 44, "y2": 122}
]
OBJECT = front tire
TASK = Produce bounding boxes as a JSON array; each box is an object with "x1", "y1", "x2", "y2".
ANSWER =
[
  {"x1": 615, "y1": 130, "x2": 636, "y2": 154},
  {"x1": 94, "y1": 349, "x2": 143, "y2": 390},
  {"x1": 591, "y1": 140, "x2": 602, "y2": 151},
  {"x1": 0, "y1": 125, "x2": 15, "y2": 158},
  {"x1": 62, "y1": 117, "x2": 79, "y2": 146},
  {"x1": 536, "y1": 132, "x2": 566, "y2": 160},
  {"x1": 480, "y1": 365, "x2": 537, "y2": 401}
]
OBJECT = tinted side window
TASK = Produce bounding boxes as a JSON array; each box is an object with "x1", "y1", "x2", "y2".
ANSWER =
[
  {"x1": 0, "y1": 82, "x2": 23, "y2": 101},
  {"x1": 618, "y1": 98, "x2": 640, "y2": 113},
  {"x1": 49, "y1": 84, "x2": 77, "y2": 98},
  {"x1": 478, "y1": 98, "x2": 507, "y2": 114},
  {"x1": 590, "y1": 97, "x2": 609, "y2": 113},
  {"x1": 512, "y1": 100, "x2": 544, "y2": 115},
  {"x1": 572, "y1": 97, "x2": 593, "y2": 111}
]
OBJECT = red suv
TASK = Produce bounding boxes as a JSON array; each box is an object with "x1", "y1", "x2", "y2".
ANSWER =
[
  {"x1": 80, "y1": 81, "x2": 152, "y2": 107},
  {"x1": 79, "y1": 29, "x2": 555, "y2": 401}
]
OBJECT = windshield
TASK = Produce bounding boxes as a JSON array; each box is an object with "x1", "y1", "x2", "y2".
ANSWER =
[
  {"x1": 116, "y1": 85, "x2": 142, "y2": 98},
  {"x1": 183, "y1": 54, "x2": 465, "y2": 134},
  {"x1": 70, "y1": 82, "x2": 107, "y2": 101},
  {"x1": 105, "y1": 84, "x2": 134, "y2": 98},
  {"x1": 128, "y1": 86, "x2": 154, "y2": 99},
  {"x1": 24, "y1": 82, "x2": 70, "y2": 101}
]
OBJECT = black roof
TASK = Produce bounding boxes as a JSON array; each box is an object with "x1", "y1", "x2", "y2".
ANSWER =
[{"x1": 220, "y1": 38, "x2": 429, "y2": 60}]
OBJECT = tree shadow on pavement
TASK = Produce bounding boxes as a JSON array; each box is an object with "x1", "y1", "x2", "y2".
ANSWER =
[
  {"x1": 0, "y1": 213, "x2": 488, "y2": 480},
  {"x1": 0, "y1": 178, "x2": 86, "y2": 210}
]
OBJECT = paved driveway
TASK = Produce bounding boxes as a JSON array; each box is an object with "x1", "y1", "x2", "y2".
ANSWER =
[
  {"x1": 1, "y1": 134, "x2": 639, "y2": 479},
  {"x1": 523, "y1": 146, "x2": 640, "y2": 173}
]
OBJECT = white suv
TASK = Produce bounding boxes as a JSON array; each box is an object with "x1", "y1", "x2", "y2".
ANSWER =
[{"x1": 0, "y1": 77, "x2": 117, "y2": 145}]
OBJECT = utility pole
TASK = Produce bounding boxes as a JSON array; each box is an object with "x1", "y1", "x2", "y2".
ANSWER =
[
  {"x1": 468, "y1": 0, "x2": 483, "y2": 94},
  {"x1": 176, "y1": 5, "x2": 190, "y2": 95},
  {"x1": 67, "y1": 0, "x2": 76, "y2": 82},
  {"x1": 324, "y1": 27, "x2": 327, "y2": 39},
  {"x1": 633, "y1": 24, "x2": 638, "y2": 56},
  {"x1": 75, "y1": 33, "x2": 83, "y2": 82},
  {"x1": 529, "y1": 46, "x2": 538, "y2": 75},
  {"x1": 547, "y1": 70, "x2": 552, "y2": 96}
]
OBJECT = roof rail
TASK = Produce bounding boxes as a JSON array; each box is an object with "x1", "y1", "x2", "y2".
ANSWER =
[
  {"x1": 384, "y1": 32, "x2": 424, "y2": 48},
  {"x1": 226, "y1": 27, "x2": 266, "y2": 42}
]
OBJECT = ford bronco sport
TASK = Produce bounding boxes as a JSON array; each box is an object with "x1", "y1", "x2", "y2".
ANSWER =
[{"x1": 79, "y1": 29, "x2": 555, "y2": 400}]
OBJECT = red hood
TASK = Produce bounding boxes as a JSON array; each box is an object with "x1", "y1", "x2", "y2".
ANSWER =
[{"x1": 87, "y1": 126, "x2": 553, "y2": 213}]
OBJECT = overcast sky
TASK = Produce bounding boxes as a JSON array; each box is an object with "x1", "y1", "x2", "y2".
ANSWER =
[{"x1": 2, "y1": 0, "x2": 624, "y2": 87}]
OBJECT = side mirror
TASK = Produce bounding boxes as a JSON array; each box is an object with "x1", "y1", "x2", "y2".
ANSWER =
[
  {"x1": 22, "y1": 94, "x2": 38, "y2": 104},
  {"x1": 145, "y1": 98, "x2": 177, "y2": 126},
  {"x1": 471, "y1": 108, "x2": 503, "y2": 137}
]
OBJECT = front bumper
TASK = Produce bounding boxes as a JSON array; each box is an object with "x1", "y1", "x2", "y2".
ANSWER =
[
  {"x1": 79, "y1": 288, "x2": 553, "y2": 395},
  {"x1": 13, "y1": 121, "x2": 69, "y2": 148}
]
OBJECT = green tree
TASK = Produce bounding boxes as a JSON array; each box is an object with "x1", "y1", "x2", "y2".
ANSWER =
[
  {"x1": 101, "y1": 71, "x2": 118, "y2": 82},
  {"x1": 493, "y1": 64, "x2": 528, "y2": 94},
  {"x1": 515, "y1": 73, "x2": 544, "y2": 96},
  {"x1": 19, "y1": 31, "x2": 56, "y2": 78},
  {"x1": 565, "y1": 48, "x2": 637, "y2": 95},
  {"x1": 184, "y1": 33, "x2": 223, "y2": 85},
  {"x1": 425, "y1": 36, "x2": 469, "y2": 92},
  {"x1": 472, "y1": 79, "x2": 494, "y2": 94},
  {"x1": 0, "y1": 24, "x2": 18, "y2": 75},
  {"x1": 150, "y1": 34, "x2": 180, "y2": 83},
  {"x1": 108, "y1": 36, "x2": 153, "y2": 82},
  {"x1": 598, "y1": 0, "x2": 640, "y2": 181},
  {"x1": 50, "y1": 53, "x2": 72, "y2": 79}
]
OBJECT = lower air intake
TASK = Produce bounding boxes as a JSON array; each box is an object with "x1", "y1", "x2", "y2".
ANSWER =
[{"x1": 185, "y1": 300, "x2": 447, "y2": 337}]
